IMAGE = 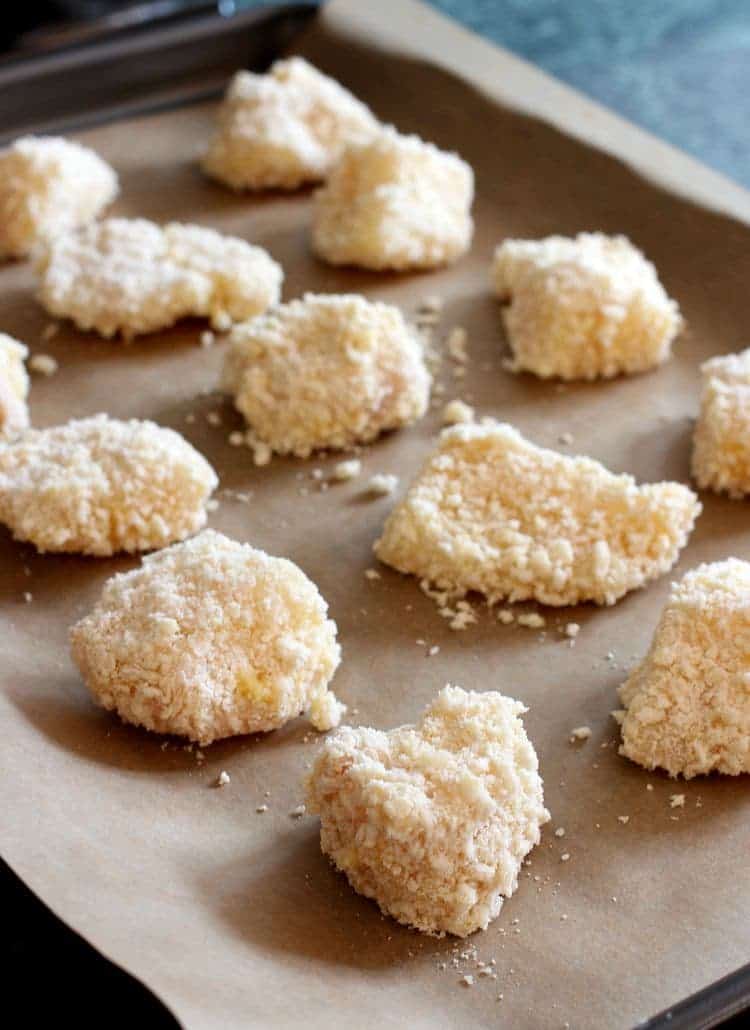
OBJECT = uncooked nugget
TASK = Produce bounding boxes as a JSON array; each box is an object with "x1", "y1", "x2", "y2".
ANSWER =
[
  {"x1": 375, "y1": 421, "x2": 700, "y2": 606},
  {"x1": 35, "y1": 218, "x2": 282, "y2": 338},
  {"x1": 312, "y1": 127, "x2": 474, "y2": 270},
  {"x1": 70, "y1": 529, "x2": 343, "y2": 743},
  {"x1": 0, "y1": 334, "x2": 29, "y2": 440},
  {"x1": 0, "y1": 135, "x2": 118, "y2": 260},
  {"x1": 0, "y1": 414, "x2": 217, "y2": 555},
  {"x1": 691, "y1": 348, "x2": 750, "y2": 497},
  {"x1": 306, "y1": 684, "x2": 549, "y2": 937},
  {"x1": 615, "y1": 559, "x2": 750, "y2": 778},
  {"x1": 221, "y1": 293, "x2": 430, "y2": 457},
  {"x1": 202, "y1": 57, "x2": 379, "y2": 190},
  {"x1": 491, "y1": 233, "x2": 682, "y2": 380}
]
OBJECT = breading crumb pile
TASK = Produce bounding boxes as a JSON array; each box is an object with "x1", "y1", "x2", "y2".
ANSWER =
[
  {"x1": 70, "y1": 530, "x2": 343, "y2": 744},
  {"x1": 691, "y1": 348, "x2": 750, "y2": 497},
  {"x1": 375, "y1": 421, "x2": 700, "y2": 606},
  {"x1": 0, "y1": 414, "x2": 217, "y2": 555},
  {"x1": 312, "y1": 127, "x2": 474, "y2": 270},
  {"x1": 306, "y1": 685, "x2": 549, "y2": 937},
  {"x1": 615, "y1": 558, "x2": 750, "y2": 778},
  {"x1": 203, "y1": 57, "x2": 379, "y2": 191},
  {"x1": 36, "y1": 218, "x2": 282, "y2": 338},
  {"x1": 491, "y1": 233, "x2": 682, "y2": 380},
  {"x1": 222, "y1": 293, "x2": 430, "y2": 457},
  {"x1": 0, "y1": 135, "x2": 118, "y2": 260},
  {"x1": 0, "y1": 334, "x2": 30, "y2": 440}
]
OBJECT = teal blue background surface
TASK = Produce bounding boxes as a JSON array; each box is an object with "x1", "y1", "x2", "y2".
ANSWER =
[{"x1": 429, "y1": 0, "x2": 749, "y2": 186}]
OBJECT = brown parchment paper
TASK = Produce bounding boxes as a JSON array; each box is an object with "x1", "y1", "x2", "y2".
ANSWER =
[{"x1": 2, "y1": 2, "x2": 750, "y2": 1027}]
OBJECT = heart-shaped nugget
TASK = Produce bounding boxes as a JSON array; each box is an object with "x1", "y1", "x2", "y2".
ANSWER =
[{"x1": 306, "y1": 685, "x2": 549, "y2": 937}]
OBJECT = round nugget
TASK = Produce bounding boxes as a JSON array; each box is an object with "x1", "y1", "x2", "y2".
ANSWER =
[
  {"x1": 0, "y1": 414, "x2": 217, "y2": 555},
  {"x1": 202, "y1": 57, "x2": 380, "y2": 191},
  {"x1": 0, "y1": 135, "x2": 118, "y2": 260},
  {"x1": 615, "y1": 559, "x2": 750, "y2": 778},
  {"x1": 35, "y1": 218, "x2": 283, "y2": 339},
  {"x1": 221, "y1": 293, "x2": 431, "y2": 457},
  {"x1": 311, "y1": 127, "x2": 474, "y2": 270},
  {"x1": 0, "y1": 333, "x2": 29, "y2": 440},
  {"x1": 491, "y1": 233, "x2": 682, "y2": 380},
  {"x1": 70, "y1": 529, "x2": 344, "y2": 744},
  {"x1": 375, "y1": 421, "x2": 700, "y2": 607},
  {"x1": 306, "y1": 685, "x2": 549, "y2": 937}
]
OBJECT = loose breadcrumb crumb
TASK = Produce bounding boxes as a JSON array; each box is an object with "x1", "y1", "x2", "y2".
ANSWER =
[
  {"x1": 36, "y1": 218, "x2": 282, "y2": 339},
  {"x1": 222, "y1": 293, "x2": 430, "y2": 458},
  {"x1": 365, "y1": 473, "x2": 399, "y2": 496},
  {"x1": 497, "y1": 609, "x2": 514, "y2": 625},
  {"x1": 28, "y1": 353, "x2": 58, "y2": 376},
  {"x1": 517, "y1": 612, "x2": 545, "y2": 629},
  {"x1": 491, "y1": 233, "x2": 682, "y2": 380},
  {"x1": 306, "y1": 684, "x2": 549, "y2": 937},
  {"x1": 565, "y1": 622, "x2": 580, "y2": 639},
  {"x1": 332, "y1": 458, "x2": 362, "y2": 482},
  {"x1": 375, "y1": 421, "x2": 699, "y2": 607},
  {"x1": 202, "y1": 58, "x2": 379, "y2": 191},
  {"x1": 70, "y1": 530, "x2": 343, "y2": 743},
  {"x1": 569, "y1": 726, "x2": 592, "y2": 742},
  {"x1": 616, "y1": 559, "x2": 750, "y2": 778},
  {"x1": 691, "y1": 348, "x2": 750, "y2": 497},
  {"x1": 215, "y1": 771, "x2": 231, "y2": 788},
  {"x1": 442, "y1": 399, "x2": 475, "y2": 425},
  {"x1": 446, "y1": 327, "x2": 469, "y2": 363},
  {"x1": 312, "y1": 127, "x2": 474, "y2": 271},
  {"x1": 669, "y1": 794, "x2": 686, "y2": 808},
  {"x1": 0, "y1": 333, "x2": 30, "y2": 440},
  {"x1": 0, "y1": 135, "x2": 117, "y2": 259},
  {"x1": 0, "y1": 414, "x2": 217, "y2": 555}
]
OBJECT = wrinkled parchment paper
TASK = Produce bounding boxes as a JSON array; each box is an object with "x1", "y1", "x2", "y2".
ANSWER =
[{"x1": 2, "y1": 2, "x2": 749, "y2": 1027}]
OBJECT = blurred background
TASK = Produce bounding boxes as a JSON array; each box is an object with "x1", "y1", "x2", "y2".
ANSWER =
[{"x1": 2, "y1": 0, "x2": 749, "y2": 185}]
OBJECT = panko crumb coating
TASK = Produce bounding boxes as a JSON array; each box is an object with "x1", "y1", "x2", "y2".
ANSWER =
[
  {"x1": 491, "y1": 233, "x2": 682, "y2": 380},
  {"x1": 306, "y1": 684, "x2": 549, "y2": 937},
  {"x1": 70, "y1": 530, "x2": 344, "y2": 744},
  {"x1": 0, "y1": 334, "x2": 30, "y2": 441},
  {"x1": 35, "y1": 218, "x2": 282, "y2": 339},
  {"x1": 0, "y1": 135, "x2": 118, "y2": 260},
  {"x1": 221, "y1": 293, "x2": 431, "y2": 457},
  {"x1": 615, "y1": 559, "x2": 750, "y2": 778},
  {"x1": 375, "y1": 421, "x2": 700, "y2": 607},
  {"x1": 202, "y1": 57, "x2": 380, "y2": 191},
  {"x1": 0, "y1": 414, "x2": 217, "y2": 555},
  {"x1": 691, "y1": 348, "x2": 750, "y2": 497},
  {"x1": 312, "y1": 127, "x2": 474, "y2": 270}
]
